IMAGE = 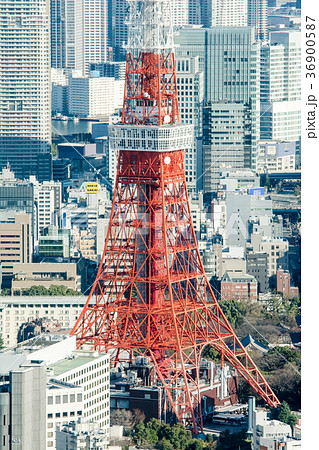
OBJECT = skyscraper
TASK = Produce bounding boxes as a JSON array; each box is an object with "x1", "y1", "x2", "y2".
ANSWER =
[
  {"x1": 248, "y1": 0, "x2": 268, "y2": 41},
  {"x1": 192, "y1": 0, "x2": 247, "y2": 27},
  {"x1": 0, "y1": 0, "x2": 52, "y2": 181},
  {"x1": 175, "y1": 27, "x2": 260, "y2": 187},
  {"x1": 176, "y1": 56, "x2": 204, "y2": 191},
  {"x1": 260, "y1": 30, "x2": 301, "y2": 161},
  {"x1": 83, "y1": 0, "x2": 108, "y2": 71},
  {"x1": 51, "y1": 0, "x2": 84, "y2": 71},
  {"x1": 51, "y1": 0, "x2": 108, "y2": 73},
  {"x1": 202, "y1": 102, "x2": 252, "y2": 196}
]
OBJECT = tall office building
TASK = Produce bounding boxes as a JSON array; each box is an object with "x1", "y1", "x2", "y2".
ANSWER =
[
  {"x1": 188, "y1": 0, "x2": 201, "y2": 25},
  {"x1": 248, "y1": 0, "x2": 268, "y2": 41},
  {"x1": 260, "y1": 30, "x2": 301, "y2": 163},
  {"x1": 175, "y1": 27, "x2": 260, "y2": 189},
  {"x1": 83, "y1": 0, "x2": 108, "y2": 72},
  {"x1": 175, "y1": 27, "x2": 260, "y2": 105},
  {"x1": 51, "y1": 0, "x2": 84, "y2": 71},
  {"x1": 200, "y1": 0, "x2": 247, "y2": 27},
  {"x1": 51, "y1": 0, "x2": 108, "y2": 73},
  {"x1": 176, "y1": 56, "x2": 204, "y2": 191},
  {"x1": 202, "y1": 102, "x2": 251, "y2": 196},
  {"x1": 0, "y1": 0, "x2": 52, "y2": 181}
]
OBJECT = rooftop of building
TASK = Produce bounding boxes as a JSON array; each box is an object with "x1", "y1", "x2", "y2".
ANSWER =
[
  {"x1": 222, "y1": 272, "x2": 257, "y2": 283},
  {"x1": 0, "y1": 296, "x2": 86, "y2": 306},
  {"x1": 50, "y1": 353, "x2": 101, "y2": 377}
]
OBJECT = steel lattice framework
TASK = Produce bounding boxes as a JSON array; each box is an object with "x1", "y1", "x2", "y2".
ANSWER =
[{"x1": 71, "y1": 0, "x2": 280, "y2": 433}]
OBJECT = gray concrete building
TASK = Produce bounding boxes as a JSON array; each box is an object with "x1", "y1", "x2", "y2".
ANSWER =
[
  {"x1": 202, "y1": 102, "x2": 251, "y2": 196},
  {"x1": 0, "y1": 363, "x2": 47, "y2": 450},
  {"x1": 224, "y1": 192, "x2": 273, "y2": 247},
  {"x1": 246, "y1": 252, "x2": 269, "y2": 293}
]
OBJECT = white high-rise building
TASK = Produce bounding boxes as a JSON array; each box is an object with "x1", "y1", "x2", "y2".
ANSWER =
[
  {"x1": 171, "y1": 0, "x2": 189, "y2": 27},
  {"x1": 0, "y1": 0, "x2": 52, "y2": 181},
  {"x1": 30, "y1": 177, "x2": 62, "y2": 239},
  {"x1": 210, "y1": 0, "x2": 247, "y2": 27},
  {"x1": 176, "y1": 56, "x2": 204, "y2": 192},
  {"x1": 68, "y1": 76, "x2": 124, "y2": 118},
  {"x1": 51, "y1": 0, "x2": 108, "y2": 74},
  {"x1": 248, "y1": 0, "x2": 268, "y2": 41},
  {"x1": 194, "y1": 0, "x2": 247, "y2": 27},
  {"x1": 83, "y1": 0, "x2": 108, "y2": 73},
  {"x1": 260, "y1": 30, "x2": 301, "y2": 165}
]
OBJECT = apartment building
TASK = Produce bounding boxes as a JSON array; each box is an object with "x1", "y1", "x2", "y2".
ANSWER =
[{"x1": 0, "y1": 0, "x2": 51, "y2": 181}]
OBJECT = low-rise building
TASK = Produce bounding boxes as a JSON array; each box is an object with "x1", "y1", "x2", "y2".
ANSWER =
[
  {"x1": 221, "y1": 272, "x2": 258, "y2": 302},
  {"x1": 56, "y1": 419, "x2": 109, "y2": 450},
  {"x1": 251, "y1": 235, "x2": 289, "y2": 277},
  {"x1": 0, "y1": 296, "x2": 86, "y2": 348},
  {"x1": 276, "y1": 268, "x2": 299, "y2": 298},
  {"x1": 252, "y1": 409, "x2": 301, "y2": 450},
  {"x1": 11, "y1": 262, "x2": 82, "y2": 293},
  {"x1": 68, "y1": 76, "x2": 124, "y2": 119},
  {"x1": 257, "y1": 141, "x2": 296, "y2": 173},
  {"x1": 38, "y1": 227, "x2": 71, "y2": 259},
  {"x1": 219, "y1": 168, "x2": 260, "y2": 193},
  {"x1": 246, "y1": 252, "x2": 269, "y2": 293}
]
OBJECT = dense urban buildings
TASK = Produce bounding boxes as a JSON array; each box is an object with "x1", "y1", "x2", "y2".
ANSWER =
[{"x1": 0, "y1": 0, "x2": 302, "y2": 447}]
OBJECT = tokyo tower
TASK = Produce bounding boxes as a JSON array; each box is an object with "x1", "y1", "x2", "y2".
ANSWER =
[{"x1": 71, "y1": 0, "x2": 280, "y2": 433}]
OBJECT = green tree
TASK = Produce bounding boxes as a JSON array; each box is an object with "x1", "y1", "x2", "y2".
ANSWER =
[
  {"x1": 277, "y1": 401, "x2": 297, "y2": 431},
  {"x1": 219, "y1": 299, "x2": 247, "y2": 328},
  {"x1": 202, "y1": 345, "x2": 220, "y2": 362},
  {"x1": 157, "y1": 438, "x2": 175, "y2": 450},
  {"x1": 186, "y1": 439, "x2": 206, "y2": 450}
]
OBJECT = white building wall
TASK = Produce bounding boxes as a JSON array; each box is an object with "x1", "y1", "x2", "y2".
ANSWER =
[
  {"x1": 46, "y1": 382, "x2": 84, "y2": 449},
  {"x1": 69, "y1": 77, "x2": 123, "y2": 118},
  {"x1": 53, "y1": 352, "x2": 110, "y2": 431},
  {"x1": 210, "y1": 0, "x2": 247, "y2": 26},
  {"x1": 0, "y1": 297, "x2": 86, "y2": 348}
]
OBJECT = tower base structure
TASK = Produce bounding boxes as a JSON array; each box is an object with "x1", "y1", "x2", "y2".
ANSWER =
[{"x1": 71, "y1": 123, "x2": 280, "y2": 433}]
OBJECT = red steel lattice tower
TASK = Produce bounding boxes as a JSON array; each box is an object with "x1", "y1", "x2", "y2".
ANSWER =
[{"x1": 71, "y1": 0, "x2": 280, "y2": 433}]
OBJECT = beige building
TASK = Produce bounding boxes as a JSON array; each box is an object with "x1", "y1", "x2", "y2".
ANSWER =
[
  {"x1": 0, "y1": 296, "x2": 87, "y2": 347},
  {"x1": 79, "y1": 232, "x2": 97, "y2": 261},
  {"x1": 0, "y1": 212, "x2": 32, "y2": 283},
  {"x1": 11, "y1": 262, "x2": 82, "y2": 293},
  {"x1": 251, "y1": 235, "x2": 289, "y2": 277}
]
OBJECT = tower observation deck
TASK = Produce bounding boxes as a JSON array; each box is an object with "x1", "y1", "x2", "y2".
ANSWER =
[{"x1": 71, "y1": 0, "x2": 280, "y2": 433}]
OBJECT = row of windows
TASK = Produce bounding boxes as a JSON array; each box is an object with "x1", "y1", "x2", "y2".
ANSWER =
[{"x1": 47, "y1": 393, "x2": 82, "y2": 405}]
